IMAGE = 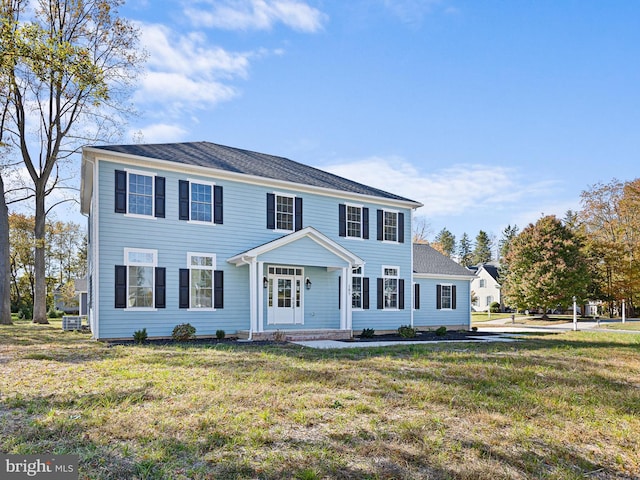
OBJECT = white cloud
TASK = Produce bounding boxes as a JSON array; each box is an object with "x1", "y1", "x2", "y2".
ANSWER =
[
  {"x1": 128, "y1": 124, "x2": 189, "y2": 144},
  {"x1": 323, "y1": 156, "x2": 559, "y2": 218},
  {"x1": 184, "y1": 0, "x2": 328, "y2": 32},
  {"x1": 133, "y1": 23, "x2": 257, "y2": 111}
]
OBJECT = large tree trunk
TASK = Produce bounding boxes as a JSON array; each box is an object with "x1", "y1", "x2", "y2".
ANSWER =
[
  {"x1": 0, "y1": 175, "x2": 12, "y2": 325},
  {"x1": 32, "y1": 182, "x2": 48, "y2": 324}
]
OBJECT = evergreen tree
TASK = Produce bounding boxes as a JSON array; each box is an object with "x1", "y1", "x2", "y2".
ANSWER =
[
  {"x1": 432, "y1": 228, "x2": 456, "y2": 257},
  {"x1": 458, "y1": 233, "x2": 473, "y2": 267},
  {"x1": 498, "y1": 224, "x2": 519, "y2": 260},
  {"x1": 472, "y1": 230, "x2": 493, "y2": 264}
]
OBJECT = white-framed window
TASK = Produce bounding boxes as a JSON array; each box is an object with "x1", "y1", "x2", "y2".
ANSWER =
[
  {"x1": 383, "y1": 210, "x2": 398, "y2": 242},
  {"x1": 479, "y1": 279, "x2": 486, "y2": 288},
  {"x1": 486, "y1": 295, "x2": 493, "y2": 307},
  {"x1": 190, "y1": 182, "x2": 213, "y2": 223},
  {"x1": 352, "y1": 266, "x2": 363, "y2": 309},
  {"x1": 347, "y1": 205, "x2": 362, "y2": 238},
  {"x1": 441, "y1": 284, "x2": 453, "y2": 309},
  {"x1": 276, "y1": 194, "x2": 295, "y2": 231},
  {"x1": 188, "y1": 253, "x2": 216, "y2": 309},
  {"x1": 383, "y1": 266, "x2": 399, "y2": 309},
  {"x1": 127, "y1": 170, "x2": 154, "y2": 216},
  {"x1": 124, "y1": 248, "x2": 157, "y2": 309}
]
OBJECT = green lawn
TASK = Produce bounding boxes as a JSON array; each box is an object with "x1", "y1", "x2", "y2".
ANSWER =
[
  {"x1": 1, "y1": 319, "x2": 639, "y2": 479},
  {"x1": 471, "y1": 312, "x2": 518, "y2": 323}
]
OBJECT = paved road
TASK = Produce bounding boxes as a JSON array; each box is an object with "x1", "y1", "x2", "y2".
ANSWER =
[{"x1": 475, "y1": 317, "x2": 640, "y2": 334}]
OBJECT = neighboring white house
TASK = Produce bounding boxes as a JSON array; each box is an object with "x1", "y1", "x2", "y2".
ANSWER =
[{"x1": 469, "y1": 263, "x2": 501, "y2": 311}]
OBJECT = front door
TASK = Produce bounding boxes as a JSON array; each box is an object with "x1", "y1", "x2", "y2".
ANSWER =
[{"x1": 268, "y1": 266, "x2": 303, "y2": 325}]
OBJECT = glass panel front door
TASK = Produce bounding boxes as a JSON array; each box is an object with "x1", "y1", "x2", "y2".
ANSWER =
[{"x1": 268, "y1": 267, "x2": 303, "y2": 325}]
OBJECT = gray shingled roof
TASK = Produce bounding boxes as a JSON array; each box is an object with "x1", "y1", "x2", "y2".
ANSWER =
[
  {"x1": 94, "y1": 141, "x2": 419, "y2": 204},
  {"x1": 413, "y1": 244, "x2": 476, "y2": 277}
]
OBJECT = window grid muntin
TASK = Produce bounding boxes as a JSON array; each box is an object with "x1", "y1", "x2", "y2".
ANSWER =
[
  {"x1": 441, "y1": 285, "x2": 452, "y2": 309},
  {"x1": 276, "y1": 195, "x2": 294, "y2": 231},
  {"x1": 383, "y1": 211, "x2": 398, "y2": 242},
  {"x1": 128, "y1": 173, "x2": 153, "y2": 216},
  {"x1": 191, "y1": 183, "x2": 212, "y2": 222},
  {"x1": 124, "y1": 248, "x2": 157, "y2": 309},
  {"x1": 346, "y1": 205, "x2": 362, "y2": 238},
  {"x1": 382, "y1": 266, "x2": 399, "y2": 309},
  {"x1": 188, "y1": 253, "x2": 215, "y2": 309}
]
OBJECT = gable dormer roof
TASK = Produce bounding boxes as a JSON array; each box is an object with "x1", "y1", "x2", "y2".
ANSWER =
[{"x1": 413, "y1": 244, "x2": 476, "y2": 279}]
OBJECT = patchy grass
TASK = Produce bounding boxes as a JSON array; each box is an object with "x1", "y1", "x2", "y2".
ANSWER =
[
  {"x1": 471, "y1": 312, "x2": 519, "y2": 323},
  {"x1": 1, "y1": 319, "x2": 639, "y2": 479},
  {"x1": 600, "y1": 321, "x2": 640, "y2": 332}
]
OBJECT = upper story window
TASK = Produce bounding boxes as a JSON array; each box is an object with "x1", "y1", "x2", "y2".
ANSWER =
[
  {"x1": 179, "y1": 180, "x2": 223, "y2": 224},
  {"x1": 479, "y1": 279, "x2": 486, "y2": 288},
  {"x1": 128, "y1": 173, "x2": 153, "y2": 216},
  {"x1": 384, "y1": 211, "x2": 398, "y2": 242},
  {"x1": 191, "y1": 183, "x2": 212, "y2": 222},
  {"x1": 347, "y1": 206, "x2": 362, "y2": 238},
  {"x1": 277, "y1": 194, "x2": 294, "y2": 231},
  {"x1": 267, "y1": 193, "x2": 303, "y2": 232},
  {"x1": 376, "y1": 209, "x2": 404, "y2": 243},
  {"x1": 115, "y1": 169, "x2": 165, "y2": 218},
  {"x1": 339, "y1": 204, "x2": 369, "y2": 239}
]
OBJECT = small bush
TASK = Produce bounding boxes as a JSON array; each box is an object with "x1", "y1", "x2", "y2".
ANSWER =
[
  {"x1": 272, "y1": 330, "x2": 286, "y2": 342},
  {"x1": 360, "y1": 328, "x2": 375, "y2": 338},
  {"x1": 435, "y1": 326, "x2": 447, "y2": 336},
  {"x1": 215, "y1": 329, "x2": 226, "y2": 340},
  {"x1": 172, "y1": 323, "x2": 196, "y2": 342},
  {"x1": 18, "y1": 304, "x2": 33, "y2": 320},
  {"x1": 471, "y1": 326, "x2": 478, "y2": 332},
  {"x1": 489, "y1": 301, "x2": 501, "y2": 313},
  {"x1": 133, "y1": 328, "x2": 148, "y2": 344},
  {"x1": 397, "y1": 325, "x2": 417, "y2": 338}
]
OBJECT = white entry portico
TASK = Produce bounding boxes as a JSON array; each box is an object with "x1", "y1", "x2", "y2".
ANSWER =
[{"x1": 228, "y1": 227, "x2": 364, "y2": 337}]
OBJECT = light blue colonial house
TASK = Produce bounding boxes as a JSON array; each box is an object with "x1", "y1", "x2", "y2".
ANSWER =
[{"x1": 80, "y1": 142, "x2": 474, "y2": 340}]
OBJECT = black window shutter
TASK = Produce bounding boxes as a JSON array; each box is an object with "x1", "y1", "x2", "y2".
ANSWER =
[
  {"x1": 214, "y1": 270, "x2": 224, "y2": 309},
  {"x1": 377, "y1": 278, "x2": 384, "y2": 309},
  {"x1": 452, "y1": 285, "x2": 457, "y2": 310},
  {"x1": 377, "y1": 209, "x2": 383, "y2": 241},
  {"x1": 155, "y1": 176, "x2": 165, "y2": 218},
  {"x1": 115, "y1": 265, "x2": 126, "y2": 308},
  {"x1": 266, "y1": 193, "x2": 275, "y2": 229},
  {"x1": 179, "y1": 180, "x2": 189, "y2": 221},
  {"x1": 179, "y1": 268, "x2": 189, "y2": 308},
  {"x1": 363, "y1": 208, "x2": 369, "y2": 239},
  {"x1": 214, "y1": 185, "x2": 223, "y2": 224},
  {"x1": 115, "y1": 170, "x2": 127, "y2": 213},
  {"x1": 398, "y1": 213, "x2": 405, "y2": 243},
  {"x1": 155, "y1": 267, "x2": 166, "y2": 308},
  {"x1": 436, "y1": 284, "x2": 442, "y2": 310},
  {"x1": 338, "y1": 204, "x2": 346, "y2": 237},
  {"x1": 338, "y1": 276, "x2": 341, "y2": 309},
  {"x1": 399, "y1": 279, "x2": 405, "y2": 310},
  {"x1": 363, "y1": 277, "x2": 370, "y2": 309},
  {"x1": 295, "y1": 197, "x2": 303, "y2": 231},
  {"x1": 414, "y1": 283, "x2": 420, "y2": 310}
]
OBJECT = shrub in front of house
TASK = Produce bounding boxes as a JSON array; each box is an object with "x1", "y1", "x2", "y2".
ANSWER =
[
  {"x1": 133, "y1": 328, "x2": 148, "y2": 344},
  {"x1": 397, "y1": 325, "x2": 417, "y2": 338},
  {"x1": 490, "y1": 301, "x2": 501, "y2": 313},
  {"x1": 172, "y1": 323, "x2": 196, "y2": 342},
  {"x1": 435, "y1": 326, "x2": 447, "y2": 336},
  {"x1": 215, "y1": 329, "x2": 226, "y2": 340},
  {"x1": 360, "y1": 328, "x2": 375, "y2": 338}
]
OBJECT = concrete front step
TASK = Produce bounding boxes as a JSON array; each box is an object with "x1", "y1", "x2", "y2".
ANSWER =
[{"x1": 237, "y1": 329, "x2": 353, "y2": 341}]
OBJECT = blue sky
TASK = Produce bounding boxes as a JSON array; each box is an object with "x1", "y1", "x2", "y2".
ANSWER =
[{"x1": 100, "y1": 0, "x2": 639, "y2": 246}]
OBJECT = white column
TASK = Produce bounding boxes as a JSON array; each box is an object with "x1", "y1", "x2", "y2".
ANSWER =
[
  {"x1": 572, "y1": 296, "x2": 577, "y2": 331},
  {"x1": 622, "y1": 299, "x2": 626, "y2": 324},
  {"x1": 249, "y1": 258, "x2": 258, "y2": 335},
  {"x1": 258, "y1": 261, "x2": 264, "y2": 332},
  {"x1": 340, "y1": 266, "x2": 348, "y2": 330},
  {"x1": 346, "y1": 266, "x2": 353, "y2": 331}
]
